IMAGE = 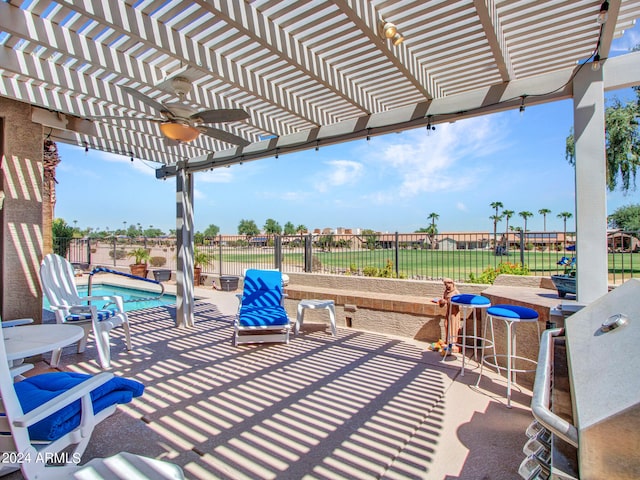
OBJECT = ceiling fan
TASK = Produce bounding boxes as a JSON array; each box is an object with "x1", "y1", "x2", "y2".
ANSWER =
[{"x1": 120, "y1": 77, "x2": 251, "y2": 146}]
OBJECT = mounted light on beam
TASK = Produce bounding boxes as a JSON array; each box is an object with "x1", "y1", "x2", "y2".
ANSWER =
[
  {"x1": 378, "y1": 19, "x2": 404, "y2": 46},
  {"x1": 597, "y1": 1, "x2": 609, "y2": 24}
]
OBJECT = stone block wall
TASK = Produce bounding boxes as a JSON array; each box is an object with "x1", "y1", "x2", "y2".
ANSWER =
[{"x1": 0, "y1": 98, "x2": 44, "y2": 322}]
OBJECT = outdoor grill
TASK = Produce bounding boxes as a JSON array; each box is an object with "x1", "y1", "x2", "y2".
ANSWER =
[{"x1": 522, "y1": 278, "x2": 640, "y2": 480}]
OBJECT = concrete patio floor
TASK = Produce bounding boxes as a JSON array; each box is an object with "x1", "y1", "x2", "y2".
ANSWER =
[{"x1": 15, "y1": 286, "x2": 534, "y2": 479}]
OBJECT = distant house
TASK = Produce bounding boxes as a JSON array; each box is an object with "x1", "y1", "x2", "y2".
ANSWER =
[
  {"x1": 249, "y1": 236, "x2": 268, "y2": 247},
  {"x1": 437, "y1": 237, "x2": 458, "y2": 251},
  {"x1": 608, "y1": 232, "x2": 640, "y2": 252},
  {"x1": 374, "y1": 234, "x2": 427, "y2": 249}
]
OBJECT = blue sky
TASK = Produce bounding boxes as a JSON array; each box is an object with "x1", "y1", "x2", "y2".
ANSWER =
[{"x1": 55, "y1": 24, "x2": 640, "y2": 236}]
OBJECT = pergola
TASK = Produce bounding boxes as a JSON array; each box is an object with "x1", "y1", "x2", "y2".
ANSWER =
[{"x1": 1, "y1": 1, "x2": 640, "y2": 326}]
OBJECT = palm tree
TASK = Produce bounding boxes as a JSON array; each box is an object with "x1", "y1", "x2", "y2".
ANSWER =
[
  {"x1": 538, "y1": 208, "x2": 551, "y2": 231},
  {"x1": 489, "y1": 201, "x2": 503, "y2": 249},
  {"x1": 296, "y1": 224, "x2": 308, "y2": 234},
  {"x1": 490, "y1": 214, "x2": 503, "y2": 252},
  {"x1": 519, "y1": 211, "x2": 533, "y2": 232},
  {"x1": 427, "y1": 212, "x2": 439, "y2": 250},
  {"x1": 502, "y1": 210, "x2": 514, "y2": 252},
  {"x1": 557, "y1": 212, "x2": 573, "y2": 249}
]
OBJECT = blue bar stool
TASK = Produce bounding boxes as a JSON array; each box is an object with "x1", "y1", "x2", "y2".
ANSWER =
[
  {"x1": 447, "y1": 294, "x2": 491, "y2": 376},
  {"x1": 476, "y1": 304, "x2": 540, "y2": 408}
]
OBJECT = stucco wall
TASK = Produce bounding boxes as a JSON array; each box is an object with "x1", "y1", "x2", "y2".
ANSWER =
[{"x1": 0, "y1": 98, "x2": 44, "y2": 322}]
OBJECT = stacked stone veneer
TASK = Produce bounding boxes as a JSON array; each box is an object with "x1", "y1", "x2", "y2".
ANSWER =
[{"x1": 0, "y1": 98, "x2": 44, "y2": 322}]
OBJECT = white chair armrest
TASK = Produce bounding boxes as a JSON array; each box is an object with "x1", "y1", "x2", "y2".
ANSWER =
[
  {"x1": 81, "y1": 295, "x2": 126, "y2": 311},
  {"x1": 13, "y1": 372, "x2": 114, "y2": 427}
]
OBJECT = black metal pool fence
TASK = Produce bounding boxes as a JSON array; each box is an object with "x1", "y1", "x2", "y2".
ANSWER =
[{"x1": 56, "y1": 230, "x2": 638, "y2": 284}]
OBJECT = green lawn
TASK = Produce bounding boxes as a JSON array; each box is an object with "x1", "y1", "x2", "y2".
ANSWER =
[{"x1": 217, "y1": 247, "x2": 639, "y2": 282}]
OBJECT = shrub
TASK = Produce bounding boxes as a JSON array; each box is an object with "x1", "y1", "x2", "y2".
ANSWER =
[
  {"x1": 468, "y1": 262, "x2": 530, "y2": 284},
  {"x1": 312, "y1": 255, "x2": 322, "y2": 272},
  {"x1": 149, "y1": 256, "x2": 167, "y2": 267},
  {"x1": 52, "y1": 218, "x2": 74, "y2": 257},
  {"x1": 108, "y1": 249, "x2": 127, "y2": 260}
]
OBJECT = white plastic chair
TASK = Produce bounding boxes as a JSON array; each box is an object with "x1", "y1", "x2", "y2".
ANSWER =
[
  {"x1": 39, "y1": 254, "x2": 132, "y2": 369},
  {"x1": 0, "y1": 326, "x2": 184, "y2": 479}
]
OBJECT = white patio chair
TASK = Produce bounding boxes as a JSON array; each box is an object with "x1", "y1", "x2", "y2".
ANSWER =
[
  {"x1": 0, "y1": 327, "x2": 183, "y2": 479},
  {"x1": 39, "y1": 254, "x2": 131, "y2": 369}
]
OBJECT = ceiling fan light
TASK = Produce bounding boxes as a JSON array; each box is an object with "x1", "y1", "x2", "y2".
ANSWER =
[
  {"x1": 383, "y1": 22, "x2": 397, "y2": 38},
  {"x1": 392, "y1": 33, "x2": 404, "y2": 46},
  {"x1": 159, "y1": 122, "x2": 200, "y2": 142}
]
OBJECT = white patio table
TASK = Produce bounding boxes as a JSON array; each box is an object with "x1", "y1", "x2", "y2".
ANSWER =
[{"x1": 3, "y1": 324, "x2": 84, "y2": 375}]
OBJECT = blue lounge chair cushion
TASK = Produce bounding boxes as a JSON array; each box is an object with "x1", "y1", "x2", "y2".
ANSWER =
[
  {"x1": 239, "y1": 306, "x2": 290, "y2": 327},
  {"x1": 14, "y1": 372, "x2": 144, "y2": 441},
  {"x1": 66, "y1": 308, "x2": 118, "y2": 322},
  {"x1": 451, "y1": 294, "x2": 491, "y2": 306},
  {"x1": 487, "y1": 305, "x2": 539, "y2": 320},
  {"x1": 241, "y1": 270, "x2": 283, "y2": 309}
]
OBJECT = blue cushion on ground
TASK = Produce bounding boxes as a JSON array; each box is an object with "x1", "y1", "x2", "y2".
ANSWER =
[
  {"x1": 239, "y1": 306, "x2": 290, "y2": 327},
  {"x1": 14, "y1": 372, "x2": 144, "y2": 441},
  {"x1": 451, "y1": 294, "x2": 490, "y2": 306},
  {"x1": 66, "y1": 307, "x2": 118, "y2": 322},
  {"x1": 487, "y1": 305, "x2": 538, "y2": 320}
]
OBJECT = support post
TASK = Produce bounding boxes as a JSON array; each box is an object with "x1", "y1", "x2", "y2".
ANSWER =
[
  {"x1": 176, "y1": 164, "x2": 195, "y2": 328},
  {"x1": 572, "y1": 65, "x2": 608, "y2": 303}
]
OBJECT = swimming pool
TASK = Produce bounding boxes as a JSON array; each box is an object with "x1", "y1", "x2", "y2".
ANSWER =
[{"x1": 43, "y1": 284, "x2": 176, "y2": 312}]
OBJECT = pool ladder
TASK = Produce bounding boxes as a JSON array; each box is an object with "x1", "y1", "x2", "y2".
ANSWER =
[{"x1": 88, "y1": 267, "x2": 165, "y2": 308}]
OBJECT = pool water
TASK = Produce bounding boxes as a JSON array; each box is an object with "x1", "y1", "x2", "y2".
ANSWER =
[{"x1": 43, "y1": 284, "x2": 176, "y2": 312}]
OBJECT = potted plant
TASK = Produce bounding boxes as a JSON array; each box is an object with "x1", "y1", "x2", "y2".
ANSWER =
[
  {"x1": 551, "y1": 256, "x2": 576, "y2": 298},
  {"x1": 194, "y1": 248, "x2": 214, "y2": 286},
  {"x1": 127, "y1": 247, "x2": 151, "y2": 278}
]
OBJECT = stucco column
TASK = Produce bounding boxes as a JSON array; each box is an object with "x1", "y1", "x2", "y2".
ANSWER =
[
  {"x1": 0, "y1": 98, "x2": 44, "y2": 322},
  {"x1": 572, "y1": 66, "x2": 608, "y2": 303},
  {"x1": 175, "y1": 163, "x2": 195, "y2": 328}
]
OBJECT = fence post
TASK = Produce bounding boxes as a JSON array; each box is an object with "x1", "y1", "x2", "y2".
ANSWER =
[
  {"x1": 304, "y1": 234, "x2": 313, "y2": 272},
  {"x1": 520, "y1": 231, "x2": 525, "y2": 266},
  {"x1": 87, "y1": 238, "x2": 92, "y2": 265},
  {"x1": 395, "y1": 231, "x2": 400, "y2": 278},
  {"x1": 112, "y1": 236, "x2": 117, "y2": 267},
  {"x1": 274, "y1": 235, "x2": 282, "y2": 270},
  {"x1": 218, "y1": 234, "x2": 223, "y2": 275}
]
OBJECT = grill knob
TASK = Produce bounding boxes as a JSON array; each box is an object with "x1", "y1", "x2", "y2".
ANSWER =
[{"x1": 601, "y1": 313, "x2": 629, "y2": 332}]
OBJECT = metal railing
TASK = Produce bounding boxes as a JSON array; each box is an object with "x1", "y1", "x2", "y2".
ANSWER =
[{"x1": 54, "y1": 230, "x2": 639, "y2": 284}]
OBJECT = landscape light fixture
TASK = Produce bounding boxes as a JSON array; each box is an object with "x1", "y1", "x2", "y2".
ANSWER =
[
  {"x1": 84, "y1": 141, "x2": 89, "y2": 153},
  {"x1": 597, "y1": 1, "x2": 609, "y2": 24},
  {"x1": 378, "y1": 19, "x2": 404, "y2": 46},
  {"x1": 159, "y1": 122, "x2": 200, "y2": 142},
  {"x1": 592, "y1": 53, "x2": 601, "y2": 71}
]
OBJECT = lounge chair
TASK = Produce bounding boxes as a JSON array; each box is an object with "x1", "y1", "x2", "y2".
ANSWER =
[
  {"x1": 0, "y1": 330, "x2": 184, "y2": 479},
  {"x1": 39, "y1": 254, "x2": 131, "y2": 369},
  {"x1": 234, "y1": 269, "x2": 291, "y2": 346}
]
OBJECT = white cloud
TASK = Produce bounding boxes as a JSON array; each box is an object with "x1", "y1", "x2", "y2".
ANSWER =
[
  {"x1": 364, "y1": 116, "x2": 508, "y2": 202},
  {"x1": 199, "y1": 169, "x2": 234, "y2": 183},
  {"x1": 456, "y1": 202, "x2": 467, "y2": 211},
  {"x1": 610, "y1": 24, "x2": 640, "y2": 53},
  {"x1": 315, "y1": 160, "x2": 364, "y2": 192}
]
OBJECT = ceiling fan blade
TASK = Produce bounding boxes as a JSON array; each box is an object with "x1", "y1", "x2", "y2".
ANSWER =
[
  {"x1": 194, "y1": 109, "x2": 250, "y2": 124},
  {"x1": 91, "y1": 115, "x2": 158, "y2": 121},
  {"x1": 200, "y1": 127, "x2": 250, "y2": 146},
  {"x1": 121, "y1": 86, "x2": 167, "y2": 114}
]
